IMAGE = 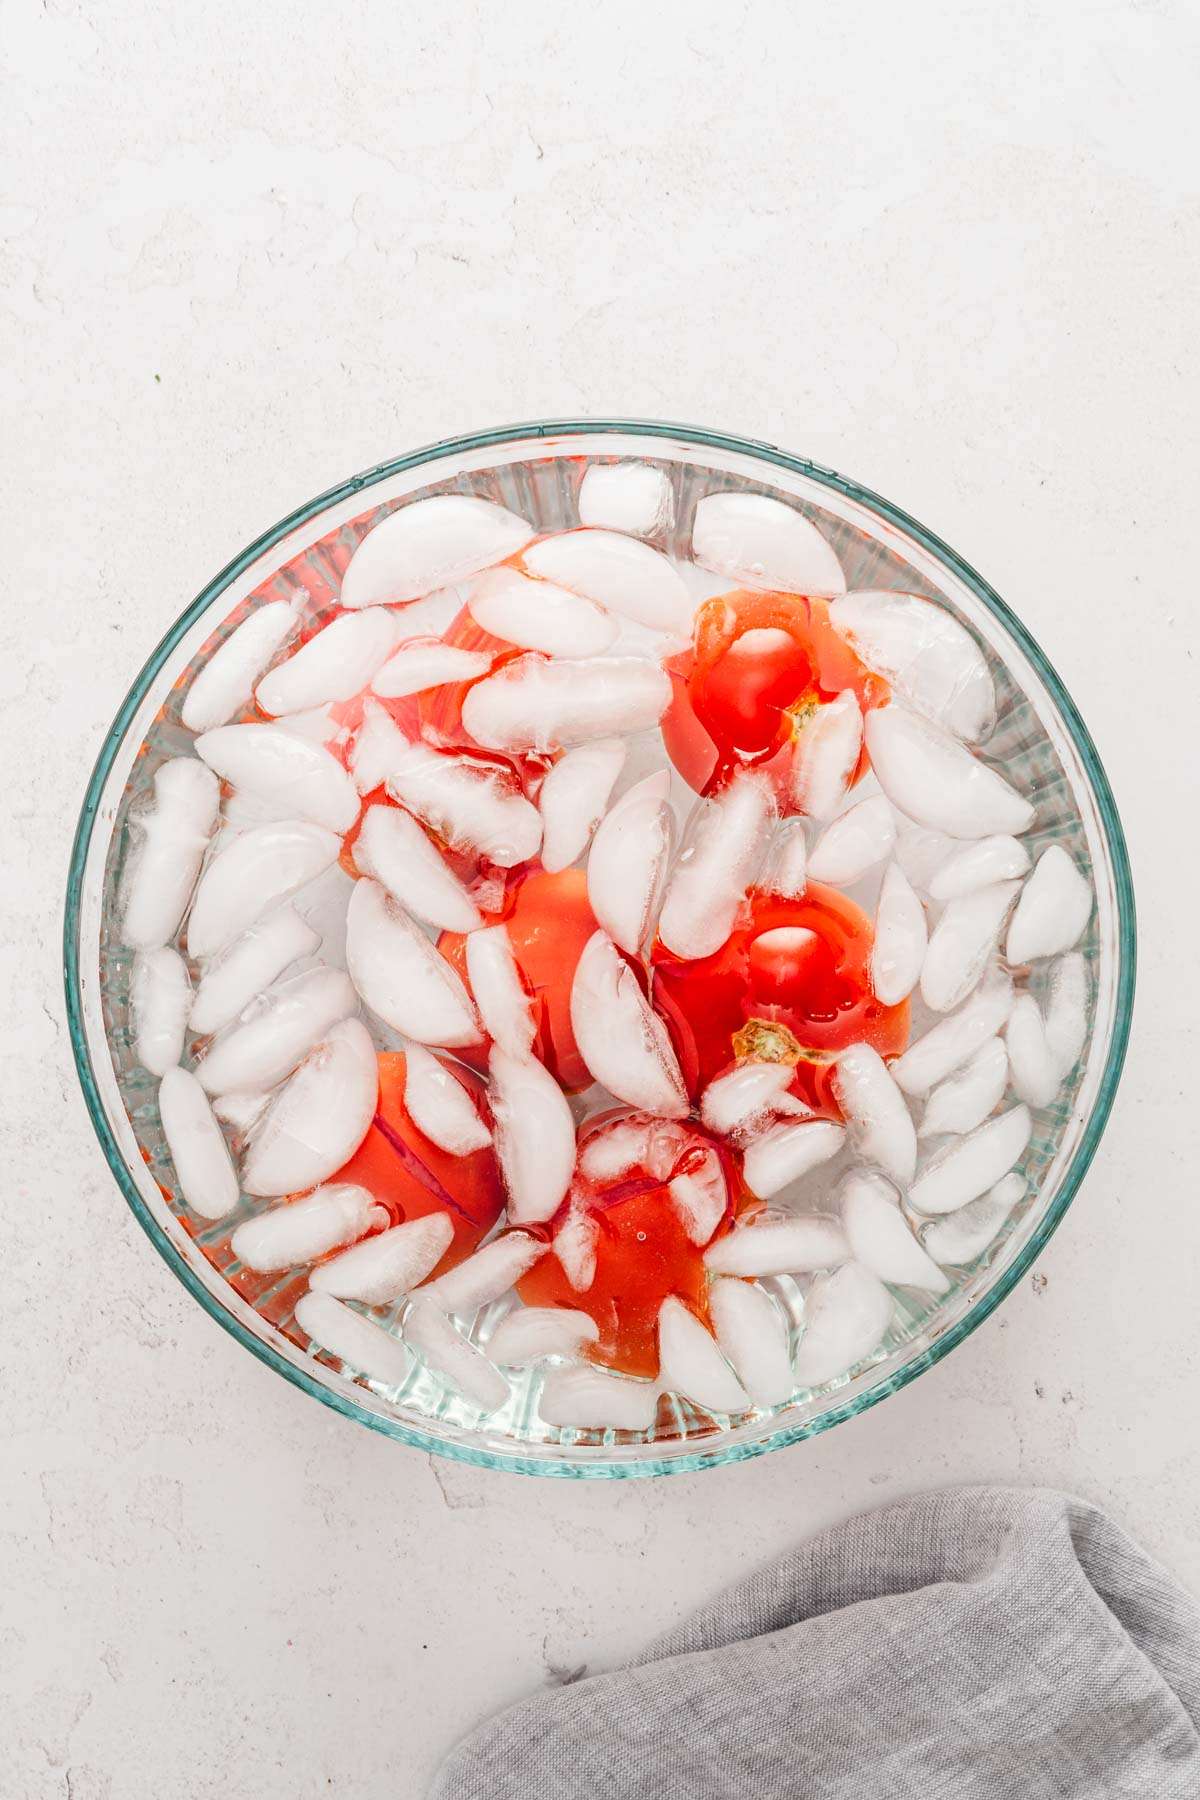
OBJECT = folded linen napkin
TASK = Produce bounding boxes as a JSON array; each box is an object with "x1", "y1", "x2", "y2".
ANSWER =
[{"x1": 430, "y1": 1485, "x2": 1200, "y2": 1799}]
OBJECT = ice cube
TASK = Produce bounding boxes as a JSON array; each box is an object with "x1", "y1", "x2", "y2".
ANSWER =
[
  {"x1": 465, "y1": 925, "x2": 536, "y2": 1059},
  {"x1": 231, "y1": 1183, "x2": 384, "y2": 1273},
  {"x1": 918, "y1": 1037, "x2": 1008, "y2": 1137},
  {"x1": 1005, "y1": 846, "x2": 1093, "y2": 964},
  {"x1": 122, "y1": 759, "x2": 220, "y2": 951},
  {"x1": 402, "y1": 1044, "x2": 491, "y2": 1156},
  {"x1": 158, "y1": 1066, "x2": 240, "y2": 1219},
  {"x1": 928, "y1": 835, "x2": 1031, "y2": 901},
  {"x1": 657, "y1": 1296, "x2": 749, "y2": 1413},
  {"x1": 892, "y1": 815, "x2": 958, "y2": 894},
  {"x1": 466, "y1": 565, "x2": 618, "y2": 658},
  {"x1": 1003, "y1": 993, "x2": 1061, "y2": 1107},
  {"x1": 807, "y1": 794, "x2": 896, "y2": 886},
  {"x1": 389, "y1": 587, "x2": 465, "y2": 639},
  {"x1": 793, "y1": 1262, "x2": 893, "y2": 1388},
  {"x1": 699, "y1": 1062, "x2": 811, "y2": 1139},
  {"x1": 667, "y1": 1153, "x2": 728, "y2": 1246},
  {"x1": 865, "y1": 707, "x2": 1035, "y2": 839},
  {"x1": 787, "y1": 690, "x2": 864, "y2": 822},
  {"x1": 908, "y1": 1104, "x2": 1032, "y2": 1215},
  {"x1": 218, "y1": 787, "x2": 299, "y2": 830},
  {"x1": 569, "y1": 932, "x2": 689, "y2": 1119},
  {"x1": 256, "y1": 608, "x2": 401, "y2": 715},
  {"x1": 211, "y1": 1089, "x2": 271, "y2": 1135},
  {"x1": 353, "y1": 802, "x2": 481, "y2": 933},
  {"x1": 422, "y1": 1231, "x2": 548, "y2": 1317},
  {"x1": 340, "y1": 495, "x2": 534, "y2": 609},
  {"x1": 522, "y1": 529, "x2": 692, "y2": 635},
  {"x1": 181, "y1": 600, "x2": 296, "y2": 733},
  {"x1": 240, "y1": 1017, "x2": 379, "y2": 1198},
  {"x1": 462, "y1": 654, "x2": 671, "y2": 754},
  {"x1": 691, "y1": 492, "x2": 846, "y2": 596},
  {"x1": 1044, "y1": 952, "x2": 1087, "y2": 1079},
  {"x1": 920, "y1": 880, "x2": 1021, "y2": 1013},
  {"x1": 578, "y1": 463, "x2": 673, "y2": 537},
  {"x1": 272, "y1": 704, "x2": 342, "y2": 748},
  {"x1": 870, "y1": 862, "x2": 927, "y2": 1005},
  {"x1": 839, "y1": 1169, "x2": 949, "y2": 1294},
  {"x1": 486, "y1": 1305, "x2": 599, "y2": 1366},
  {"x1": 131, "y1": 947, "x2": 192, "y2": 1076},
  {"x1": 345, "y1": 878, "x2": 480, "y2": 1048},
  {"x1": 537, "y1": 1363, "x2": 658, "y2": 1431},
  {"x1": 309, "y1": 1212, "x2": 454, "y2": 1305},
  {"x1": 704, "y1": 1213, "x2": 849, "y2": 1277},
  {"x1": 586, "y1": 770, "x2": 675, "y2": 955},
  {"x1": 384, "y1": 735, "x2": 542, "y2": 868},
  {"x1": 371, "y1": 638, "x2": 493, "y2": 700},
  {"x1": 402, "y1": 1297, "x2": 509, "y2": 1411},
  {"x1": 708, "y1": 1279, "x2": 794, "y2": 1407},
  {"x1": 760, "y1": 820, "x2": 809, "y2": 898},
  {"x1": 195, "y1": 724, "x2": 358, "y2": 834},
  {"x1": 349, "y1": 698, "x2": 410, "y2": 795},
  {"x1": 489, "y1": 1045, "x2": 577, "y2": 1224},
  {"x1": 577, "y1": 1119, "x2": 651, "y2": 1183},
  {"x1": 890, "y1": 970, "x2": 1015, "y2": 1096},
  {"x1": 830, "y1": 592, "x2": 995, "y2": 741},
  {"x1": 537, "y1": 738, "x2": 626, "y2": 873},
  {"x1": 189, "y1": 906, "x2": 321, "y2": 1037},
  {"x1": 195, "y1": 966, "x2": 359, "y2": 1095},
  {"x1": 553, "y1": 1199, "x2": 599, "y2": 1291},
  {"x1": 921, "y1": 1173, "x2": 1026, "y2": 1266},
  {"x1": 295, "y1": 1291, "x2": 413, "y2": 1389},
  {"x1": 741, "y1": 1118, "x2": 846, "y2": 1199},
  {"x1": 831, "y1": 1044, "x2": 917, "y2": 1186},
  {"x1": 658, "y1": 771, "x2": 774, "y2": 960}
]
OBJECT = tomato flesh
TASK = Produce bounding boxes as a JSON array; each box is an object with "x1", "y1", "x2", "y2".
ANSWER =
[
  {"x1": 439, "y1": 867, "x2": 597, "y2": 1091},
  {"x1": 517, "y1": 1112, "x2": 739, "y2": 1378},
  {"x1": 651, "y1": 883, "x2": 910, "y2": 1116},
  {"x1": 661, "y1": 589, "x2": 888, "y2": 806},
  {"x1": 330, "y1": 1052, "x2": 504, "y2": 1277}
]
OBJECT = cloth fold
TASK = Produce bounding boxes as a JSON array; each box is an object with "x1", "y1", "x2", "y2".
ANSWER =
[{"x1": 430, "y1": 1486, "x2": 1200, "y2": 1799}]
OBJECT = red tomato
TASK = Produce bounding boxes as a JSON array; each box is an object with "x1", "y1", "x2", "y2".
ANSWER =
[
  {"x1": 661, "y1": 588, "x2": 888, "y2": 807},
  {"x1": 516, "y1": 1111, "x2": 740, "y2": 1378},
  {"x1": 330, "y1": 1051, "x2": 504, "y2": 1277},
  {"x1": 651, "y1": 883, "x2": 910, "y2": 1116},
  {"x1": 438, "y1": 867, "x2": 598, "y2": 1092}
]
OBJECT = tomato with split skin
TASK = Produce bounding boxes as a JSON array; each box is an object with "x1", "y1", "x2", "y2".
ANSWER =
[
  {"x1": 516, "y1": 1111, "x2": 743, "y2": 1378},
  {"x1": 651, "y1": 882, "x2": 910, "y2": 1117},
  {"x1": 661, "y1": 588, "x2": 889, "y2": 807},
  {"x1": 438, "y1": 867, "x2": 598, "y2": 1092},
  {"x1": 329, "y1": 1051, "x2": 504, "y2": 1278}
]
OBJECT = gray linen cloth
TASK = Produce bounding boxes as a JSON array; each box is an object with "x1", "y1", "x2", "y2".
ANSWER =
[{"x1": 431, "y1": 1486, "x2": 1200, "y2": 1799}]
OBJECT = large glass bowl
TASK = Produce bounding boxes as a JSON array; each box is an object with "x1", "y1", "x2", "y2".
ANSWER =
[{"x1": 64, "y1": 420, "x2": 1135, "y2": 1478}]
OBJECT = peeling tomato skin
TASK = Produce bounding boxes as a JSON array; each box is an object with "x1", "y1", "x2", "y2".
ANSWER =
[
  {"x1": 662, "y1": 589, "x2": 888, "y2": 806},
  {"x1": 439, "y1": 867, "x2": 597, "y2": 1092},
  {"x1": 330, "y1": 1052, "x2": 504, "y2": 1279},
  {"x1": 517, "y1": 1112, "x2": 743, "y2": 1378},
  {"x1": 650, "y1": 883, "x2": 910, "y2": 1117}
]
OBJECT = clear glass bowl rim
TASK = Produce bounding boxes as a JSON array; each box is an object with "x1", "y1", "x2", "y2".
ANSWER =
[{"x1": 63, "y1": 417, "x2": 1137, "y2": 1480}]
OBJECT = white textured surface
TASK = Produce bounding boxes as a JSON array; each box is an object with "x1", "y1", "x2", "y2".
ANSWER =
[{"x1": 4, "y1": 3, "x2": 1199, "y2": 1796}]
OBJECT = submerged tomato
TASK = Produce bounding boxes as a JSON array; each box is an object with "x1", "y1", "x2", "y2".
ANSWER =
[
  {"x1": 331, "y1": 1052, "x2": 504, "y2": 1276},
  {"x1": 517, "y1": 1111, "x2": 741, "y2": 1378},
  {"x1": 439, "y1": 867, "x2": 598, "y2": 1091},
  {"x1": 661, "y1": 588, "x2": 888, "y2": 806},
  {"x1": 651, "y1": 883, "x2": 910, "y2": 1116}
]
